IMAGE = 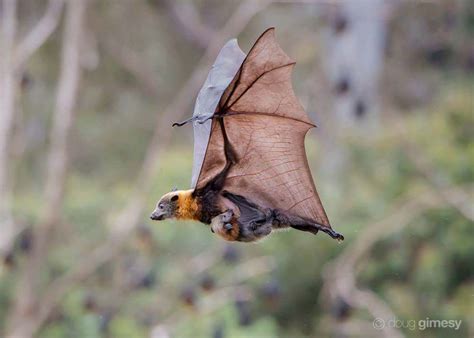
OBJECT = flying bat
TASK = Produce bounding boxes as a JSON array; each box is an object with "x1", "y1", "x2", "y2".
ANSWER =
[{"x1": 150, "y1": 28, "x2": 344, "y2": 243}]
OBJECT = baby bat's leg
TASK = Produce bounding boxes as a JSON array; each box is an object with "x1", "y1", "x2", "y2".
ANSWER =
[{"x1": 272, "y1": 210, "x2": 344, "y2": 241}]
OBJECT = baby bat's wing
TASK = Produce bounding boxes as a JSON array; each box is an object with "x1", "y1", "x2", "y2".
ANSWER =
[
  {"x1": 195, "y1": 28, "x2": 333, "y2": 231},
  {"x1": 191, "y1": 39, "x2": 246, "y2": 188}
]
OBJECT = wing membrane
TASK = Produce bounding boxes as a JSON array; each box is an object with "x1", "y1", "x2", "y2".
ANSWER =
[
  {"x1": 191, "y1": 39, "x2": 245, "y2": 188},
  {"x1": 196, "y1": 28, "x2": 331, "y2": 228}
]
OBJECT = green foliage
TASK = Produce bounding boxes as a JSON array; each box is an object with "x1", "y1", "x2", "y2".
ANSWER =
[
  {"x1": 11, "y1": 62, "x2": 473, "y2": 338},
  {"x1": 3, "y1": 2, "x2": 473, "y2": 337}
]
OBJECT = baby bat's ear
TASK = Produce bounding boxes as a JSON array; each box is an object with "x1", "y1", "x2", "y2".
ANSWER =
[{"x1": 171, "y1": 195, "x2": 179, "y2": 202}]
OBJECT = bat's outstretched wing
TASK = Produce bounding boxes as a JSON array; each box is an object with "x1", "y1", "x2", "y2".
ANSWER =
[
  {"x1": 191, "y1": 39, "x2": 246, "y2": 188},
  {"x1": 196, "y1": 28, "x2": 332, "y2": 229}
]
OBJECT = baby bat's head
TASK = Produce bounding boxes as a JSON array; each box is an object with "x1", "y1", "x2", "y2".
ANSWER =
[
  {"x1": 150, "y1": 191, "x2": 180, "y2": 221},
  {"x1": 211, "y1": 210, "x2": 239, "y2": 241}
]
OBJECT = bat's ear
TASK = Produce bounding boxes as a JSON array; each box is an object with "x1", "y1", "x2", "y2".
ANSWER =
[{"x1": 171, "y1": 186, "x2": 178, "y2": 192}]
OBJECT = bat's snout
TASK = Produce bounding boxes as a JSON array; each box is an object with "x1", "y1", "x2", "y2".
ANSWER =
[{"x1": 150, "y1": 212, "x2": 164, "y2": 221}]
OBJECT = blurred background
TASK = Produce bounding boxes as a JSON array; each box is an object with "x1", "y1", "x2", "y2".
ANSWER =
[{"x1": 0, "y1": 0, "x2": 473, "y2": 337}]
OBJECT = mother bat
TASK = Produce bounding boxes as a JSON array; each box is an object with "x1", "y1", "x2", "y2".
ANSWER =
[{"x1": 150, "y1": 28, "x2": 344, "y2": 243}]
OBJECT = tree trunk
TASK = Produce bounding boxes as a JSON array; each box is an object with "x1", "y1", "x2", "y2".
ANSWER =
[
  {"x1": 6, "y1": 0, "x2": 87, "y2": 336},
  {"x1": 0, "y1": 0, "x2": 18, "y2": 257}
]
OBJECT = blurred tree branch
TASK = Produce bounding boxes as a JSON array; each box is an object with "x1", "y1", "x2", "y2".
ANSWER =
[
  {"x1": 0, "y1": 0, "x2": 64, "y2": 259},
  {"x1": 402, "y1": 143, "x2": 474, "y2": 222},
  {"x1": 101, "y1": 38, "x2": 162, "y2": 97},
  {"x1": 15, "y1": 0, "x2": 64, "y2": 69},
  {"x1": 382, "y1": 118, "x2": 473, "y2": 222},
  {"x1": 163, "y1": 0, "x2": 214, "y2": 49},
  {"x1": 321, "y1": 185, "x2": 471, "y2": 337},
  {"x1": 6, "y1": 0, "x2": 273, "y2": 335},
  {"x1": 7, "y1": 0, "x2": 87, "y2": 336},
  {"x1": 0, "y1": 0, "x2": 18, "y2": 257},
  {"x1": 0, "y1": 1, "x2": 469, "y2": 336}
]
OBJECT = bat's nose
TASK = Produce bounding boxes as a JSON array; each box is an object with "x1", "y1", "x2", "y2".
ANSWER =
[{"x1": 150, "y1": 212, "x2": 164, "y2": 221}]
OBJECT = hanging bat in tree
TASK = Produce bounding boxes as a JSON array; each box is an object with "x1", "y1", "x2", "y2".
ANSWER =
[{"x1": 150, "y1": 28, "x2": 344, "y2": 243}]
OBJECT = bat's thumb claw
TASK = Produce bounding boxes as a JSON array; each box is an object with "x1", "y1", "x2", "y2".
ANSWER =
[{"x1": 197, "y1": 115, "x2": 213, "y2": 124}]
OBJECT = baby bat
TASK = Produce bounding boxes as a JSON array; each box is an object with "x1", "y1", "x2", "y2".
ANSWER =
[
  {"x1": 210, "y1": 191, "x2": 342, "y2": 242},
  {"x1": 150, "y1": 28, "x2": 344, "y2": 243}
]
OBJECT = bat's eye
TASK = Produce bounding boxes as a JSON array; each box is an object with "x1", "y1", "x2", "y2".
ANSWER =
[{"x1": 158, "y1": 203, "x2": 164, "y2": 209}]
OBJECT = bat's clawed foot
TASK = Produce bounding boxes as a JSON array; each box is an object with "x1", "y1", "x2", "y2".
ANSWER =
[{"x1": 319, "y1": 227, "x2": 344, "y2": 242}]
